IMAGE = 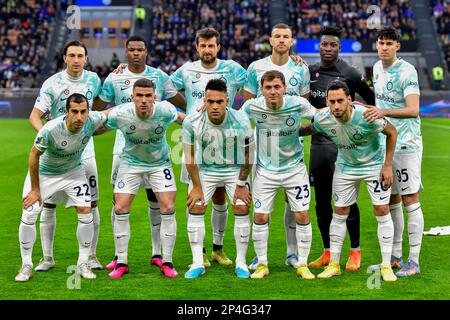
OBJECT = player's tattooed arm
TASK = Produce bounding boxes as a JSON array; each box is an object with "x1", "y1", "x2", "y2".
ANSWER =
[
  {"x1": 234, "y1": 144, "x2": 252, "y2": 206},
  {"x1": 23, "y1": 146, "x2": 43, "y2": 208},
  {"x1": 299, "y1": 124, "x2": 316, "y2": 136},
  {"x1": 242, "y1": 89, "x2": 256, "y2": 102},
  {"x1": 92, "y1": 97, "x2": 109, "y2": 111},
  {"x1": 380, "y1": 122, "x2": 398, "y2": 188},
  {"x1": 168, "y1": 93, "x2": 187, "y2": 112},
  {"x1": 184, "y1": 143, "x2": 205, "y2": 212}
]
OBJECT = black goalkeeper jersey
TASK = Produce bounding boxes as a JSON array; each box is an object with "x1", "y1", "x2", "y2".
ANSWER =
[{"x1": 309, "y1": 58, "x2": 375, "y2": 144}]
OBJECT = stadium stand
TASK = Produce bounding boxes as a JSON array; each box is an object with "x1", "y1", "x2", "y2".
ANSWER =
[
  {"x1": 431, "y1": 0, "x2": 450, "y2": 72},
  {"x1": 0, "y1": 0, "x2": 58, "y2": 88},
  {"x1": 287, "y1": 0, "x2": 417, "y2": 40}
]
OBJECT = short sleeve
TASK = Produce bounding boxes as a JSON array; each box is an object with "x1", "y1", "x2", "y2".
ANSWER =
[
  {"x1": 98, "y1": 73, "x2": 115, "y2": 103},
  {"x1": 234, "y1": 62, "x2": 247, "y2": 87},
  {"x1": 170, "y1": 66, "x2": 185, "y2": 91},
  {"x1": 93, "y1": 74, "x2": 103, "y2": 98},
  {"x1": 34, "y1": 81, "x2": 54, "y2": 113},
  {"x1": 158, "y1": 69, "x2": 178, "y2": 100},
  {"x1": 34, "y1": 127, "x2": 50, "y2": 152},
  {"x1": 401, "y1": 67, "x2": 420, "y2": 98},
  {"x1": 371, "y1": 117, "x2": 388, "y2": 133},
  {"x1": 243, "y1": 63, "x2": 258, "y2": 95},
  {"x1": 89, "y1": 111, "x2": 107, "y2": 129},
  {"x1": 182, "y1": 117, "x2": 194, "y2": 145},
  {"x1": 105, "y1": 108, "x2": 119, "y2": 130},
  {"x1": 299, "y1": 66, "x2": 310, "y2": 96},
  {"x1": 299, "y1": 98, "x2": 316, "y2": 120}
]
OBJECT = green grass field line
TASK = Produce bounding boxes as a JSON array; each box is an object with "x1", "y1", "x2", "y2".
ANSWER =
[{"x1": 1, "y1": 118, "x2": 450, "y2": 300}]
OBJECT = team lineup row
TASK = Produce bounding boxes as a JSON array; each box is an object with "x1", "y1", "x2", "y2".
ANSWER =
[{"x1": 16, "y1": 24, "x2": 424, "y2": 282}]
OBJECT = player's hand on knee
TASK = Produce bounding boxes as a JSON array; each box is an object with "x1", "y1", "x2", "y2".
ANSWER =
[
  {"x1": 23, "y1": 189, "x2": 42, "y2": 209},
  {"x1": 113, "y1": 63, "x2": 127, "y2": 74},
  {"x1": 233, "y1": 186, "x2": 251, "y2": 206},
  {"x1": 187, "y1": 187, "x2": 205, "y2": 211},
  {"x1": 380, "y1": 165, "x2": 393, "y2": 188}
]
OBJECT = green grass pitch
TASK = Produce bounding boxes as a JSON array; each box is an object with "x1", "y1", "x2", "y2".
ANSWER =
[{"x1": 1, "y1": 118, "x2": 450, "y2": 300}]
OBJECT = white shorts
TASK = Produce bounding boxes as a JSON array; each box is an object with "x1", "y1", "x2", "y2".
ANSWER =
[
  {"x1": 23, "y1": 167, "x2": 91, "y2": 209},
  {"x1": 332, "y1": 172, "x2": 391, "y2": 207},
  {"x1": 114, "y1": 165, "x2": 177, "y2": 195},
  {"x1": 188, "y1": 172, "x2": 250, "y2": 206},
  {"x1": 391, "y1": 152, "x2": 423, "y2": 196},
  {"x1": 252, "y1": 165, "x2": 311, "y2": 213},
  {"x1": 46, "y1": 157, "x2": 99, "y2": 204}
]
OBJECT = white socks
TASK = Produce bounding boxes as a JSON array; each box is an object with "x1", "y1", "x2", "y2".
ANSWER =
[
  {"x1": 160, "y1": 213, "x2": 177, "y2": 263},
  {"x1": 234, "y1": 214, "x2": 250, "y2": 268},
  {"x1": 390, "y1": 202, "x2": 404, "y2": 258},
  {"x1": 89, "y1": 206, "x2": 100, "y2": 257},
  {"x1": 329, "y1": 213, "x2": 348, "y2": 263},
  {"x1": 39, "y1": 205, "x2": 56, "y2": 258},
  {"x1": 376, "y1": 214, "x2": 394, "y2": 266},
  {"x1": 19, "y1": 206, "x2": 40, "y2": 267},
  {"x1": 77, "y1": 213, "x2": 94, "y2": 266},
  {"x1": 252, "y1": 223, "x2": 269, "y2": 266},
  {"x1": 406, "y1": 203, "x2": 424, "y2": 265},
  {"x1": 114, "y1": 212, "x2": 130, "y2": 264},
  {"x1": 148, "y1": 201, "x2": 162, "y2": 257},
  {"x1": 187, "y1": 214, "x2": 205, "y2": 268},
  {"x1": 284, "y1": 202, "x2": 297, "y2": 256},
  {"x1": 296, "y1": 223, "x2": 312, "y2": 265},
  {"x1": 212, "y1": 203, "x2": 228, "y2": 246}
]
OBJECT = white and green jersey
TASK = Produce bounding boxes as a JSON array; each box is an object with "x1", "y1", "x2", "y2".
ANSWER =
[
  {"x1": 170, "y1": 59, "x2": 246, "y2": 115},
  {"x1": 34, "y1": 69, "x2": 102, "y2": 160},
  {"x1": 373, "y1": 58, "x2": 421, "y2": 154},
  {"x1": 99, "y1": 65, "x2": 178, "y2": 155},
  {"x1": 312, "y1": 104, "x2": 388, "y2": 175},
  {"x1": 241, "y1": 96, "x2": 315, "y2": 174},
  {"x1": 183, "y1": 108, "x2": 254, "y2": 176},
  {"x1": 244, "y1": 56, "x2": 310, "y2": 97},
  {"x1": 34, "y1": 111, "x2": 106, "y2": 175},
  {"x1": 105, "y1": 102, "x2": 177, "y2": 172}
]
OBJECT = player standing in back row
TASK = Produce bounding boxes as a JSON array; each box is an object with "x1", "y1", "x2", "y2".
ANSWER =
[{"x1": 364, "y1": 28, "x2": 424, "y2": 277}]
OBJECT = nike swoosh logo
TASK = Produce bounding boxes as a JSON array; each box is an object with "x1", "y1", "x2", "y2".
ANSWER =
[
  {"x1": 85, "y1": 200, "x2": 91, "y2": 203},
  {"x1": 382, "y1": 236, "x2": 392, "y2": 239},
  {"x1": 117, "y1": 235, "x2": 126, "y2": 239},
  {"x1": 302, "y1": 202, "x2": 309, "y2": 206},
  {"x1": 191, "y1": 80, "x2": 200, "y2": 84},
  {"x1": 120, "y1": 87, "x2": 128, "y2": 91},
  {"x1": 401, "y1": 187, "x2": 409, "y2": 191},
  {"x1": 60, "y1": 97, "x2": 68, "y2": 101},
  {"x1": 257, "y1": 120, "x2": 264, "y2": 123},
  {"x1": 165, "y1": 185, "x2": 173, "y2": 188},
  {"x1": 240, "y1": 235, "x2": 249, "y2": 238},
  {"x1": 125, "y1": 132, "x2": 134, "y2": 135},
  {"x1": 218, "y1": 229, "x2": 225, "y2": 233},
  {"x1": 311, "y1": 80, "x2": 319, "y2": 83},
  {"x1": 20, "y1": 241, "x2": 32, "y2": 245},
  {"x1": 380, "y1": 196, "x2": 388, "y2": 200}
]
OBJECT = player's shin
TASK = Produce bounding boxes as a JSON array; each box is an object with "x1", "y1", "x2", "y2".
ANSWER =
[
  {"x1": 234, "y1": 214, "x2": 250, "y2": 267},
  {"x1": 406, "y1": 203, "x2": 424, "y2": 265},
  {"x1": 296, "y1": 223, "x2": 312, "y2": 265},
  {"x1": 76, "y1": 212, "x2": 94, "y2": 266},
  {"x1": 160, "y1": 213, "x2": 176, "y2": 263},
  {"x1": 19, "y1": 205, "x2": 40, "y2": 266},
  {"x1": 149, "y1": 200, "x2": 162, "y2": 257},
  {"x1": 284, "y1": 202, "x2": 297, "y2": 256},
  {"x1": 252, "y1": 222, "x2": 269, "y2": 266},
  {"x1": 39, "y1": 204, "x2": 56, "y2": 258},
  {"x1": 376, "y1": 213, "x2": 394, "y2": 266},
  {"x1": 329, "y1": 213, "x2": 348, "y2": 263},
  {"x1": 187, "y1": 214, "x2": 205, "y2": 267},
  {"x1": 390, "y1": 202, "x2": 404, "y2": 258},
  {"x1": 89, "y1": 205, "x2": 100, "y2": 256},
  {"x1": 212, "y1": 203, "x2": 228, "y2": 249},
  {"x1": 114, "y1": 212, "x2": 130, "y2": 265}
]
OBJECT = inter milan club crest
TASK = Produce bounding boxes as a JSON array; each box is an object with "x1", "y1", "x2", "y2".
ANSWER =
[
  {"x1": 254, "y1": 200, "x2": 261, "y2": 208},
  {"x1": 387, "y1": 81, "x2": 393, "y2": 91},
  {"x1": 64, "y1": 89, "x2": 70, "y2": 95},
  {"x1": 331, "y1": 129, "x2": 337, "y2": 135},
  {"x1": 289, "y1": 76, "x2": 298, "y2": 86},
  {"x1": 118, "y1": 180, "x2": 125, "y2": 189},
  {"x1": 262, "y1": 114, "x2": 267, "y2": 119},
  {"x1": 333, "y1": 193, "x2": 339, "y2": 202},
  {"x1": 195, "y1": 73, "x2": 201, "y2": 79},
  {"x1": 82, "y1": 136, "x2": 90, "y2": 144},
  {"x1": 130, "y1": 125, "x2": 136, "y2": 131},
  {"x1": 353, "y1": 132, "x2": 363, "y2": 140},
  {"x1": 61, "y1": 141, "x2": 67, "y2": 147},
  {"x1": 155, "y1": 126, "x2": 164, "y2": 134},
  {"x1": 86, "y1": 90, "x2": 93, "y2": 100},
  {"x1": 286, "y1": 117, "x2": 295, "y2": 126}
]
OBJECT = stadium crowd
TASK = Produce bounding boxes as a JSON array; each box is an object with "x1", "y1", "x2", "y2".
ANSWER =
[
  {"x1": 287, "y1": 0, "x2": 416, "y2": 40},
  {"x1": 0, "y1": 0, "x2": 57, "y2": 88},
  {"x1": 431, "y1": 0, "x2": 450, "y2": 72}
]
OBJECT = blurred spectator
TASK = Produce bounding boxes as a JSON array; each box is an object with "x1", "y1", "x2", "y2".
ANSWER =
[
  {"x1": 0, "y1": 0, "x2": 57, "y2": 88},
  {"x1": 110, "y1": 52, "x2": 120, "y2": 70},
  {"x1": 431, "y1": 0, "x2": 450, "y2": 72},
  {"x1": 288, "y1": 0, "x2": 417, "y2": 41},
  {"x1": 148, "y1": 0, "x2": 271, "y2": 70}
]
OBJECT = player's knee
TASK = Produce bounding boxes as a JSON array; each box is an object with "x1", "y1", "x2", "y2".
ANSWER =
[
  {"x1": 91, "y1": 201, "x2": 97, "y2": 208},
  {"x1": 160, "y1": 203, "x2": 175, "y2": 214},
  {"x1": 253, "y1": 213, "x2": 269, "y2": 225},
  {"x1": 373, "y1": 204, "x2": 390, "y2": 216},
  {"x1": 334, "y1": 206, "x2": 350, "y2": 215},
  {"x1": 390, "y1": 194, "x2": 401, "y2": 204},
  {"x1": 21, "y1": 206, "x2": 40, "y2": 225},
  {"x1": 190, "y1": 205, "x2": 205, "y2": 214},
  {"x1": 294, "y1": 211, "x2": 310, "y2": 224},
  {"x1": 146, "y1": 189, "x2": 158, "y2": 202},
  {"x1": 233, "y1": 205, "x2": 249, "y2": 215},
  {"x1": 114, "y1": 202, "x2": 130, "y2": 213},
  {"x1": 402, "y1": 193, "x2": 420, "y2": 206},
  {"x1": 77, "y1": 206, "x2": 92, "y2": 214},
  {"x1": 212, "y1": 187, "x2": 226, "y2": 204}
]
